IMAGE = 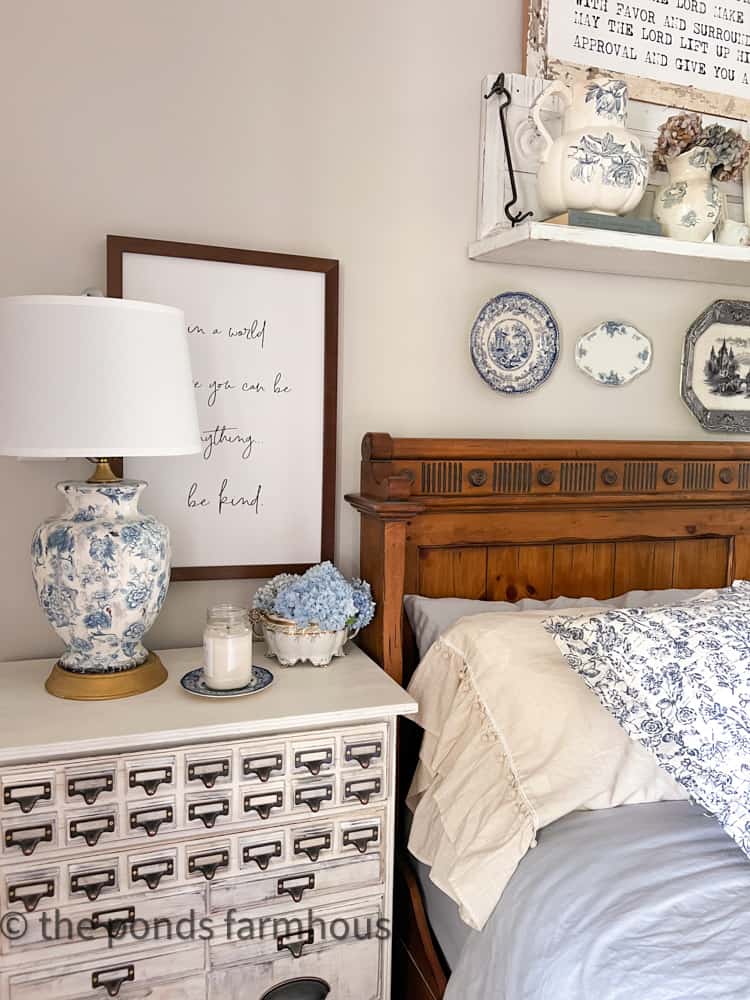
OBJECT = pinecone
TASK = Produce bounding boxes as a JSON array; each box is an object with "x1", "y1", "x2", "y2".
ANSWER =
[
  {"x1": 653, "y1": 112, "x2": 703, "y2": 171},
  {"x1": 697, "y1": 123, "x2": 750, "y2": 182}
]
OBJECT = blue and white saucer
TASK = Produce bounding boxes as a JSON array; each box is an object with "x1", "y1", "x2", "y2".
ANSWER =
[
  {"x1": 470, "y1": 291, "x2": 559, "y2": 394},
  {"x1": 179, "y1": 665, "x2": 274, "y2": 698}
]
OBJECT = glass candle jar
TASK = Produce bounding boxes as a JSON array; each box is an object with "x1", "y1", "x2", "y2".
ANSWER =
[{"x1": 203, "y1": 605, "x2": 253, "y2": 690}]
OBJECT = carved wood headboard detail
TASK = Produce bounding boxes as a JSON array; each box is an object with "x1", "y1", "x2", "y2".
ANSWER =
[{"x1": 346, "y1": 434, "x2": 750, "y2": 687}]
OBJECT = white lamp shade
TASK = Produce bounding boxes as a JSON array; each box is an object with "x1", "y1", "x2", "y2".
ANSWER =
[{"x1": 0, "y1": 295, "x2": 201, "y2": 457}]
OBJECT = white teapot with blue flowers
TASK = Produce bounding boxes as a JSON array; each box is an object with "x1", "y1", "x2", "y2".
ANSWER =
[{"x1": 531, "y1": 75, "x2": 649, "y2": 217}]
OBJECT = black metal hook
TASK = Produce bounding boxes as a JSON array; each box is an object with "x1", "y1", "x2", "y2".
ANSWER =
[{"x1": 484, "y1": 72, "x2": 533, "y2": 228}]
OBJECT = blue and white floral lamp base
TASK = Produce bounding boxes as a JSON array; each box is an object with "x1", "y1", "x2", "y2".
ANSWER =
[{"x1": 33, "y1": 474, "x2": 170, "y2": 700}]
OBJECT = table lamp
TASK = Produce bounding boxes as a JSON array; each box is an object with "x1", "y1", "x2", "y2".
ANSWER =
[{"x1": 0, "y1": 295, "x2": 201, "y2": 700}]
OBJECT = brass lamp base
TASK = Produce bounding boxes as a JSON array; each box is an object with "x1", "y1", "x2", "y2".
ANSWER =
[{"x1": 45, "y1": 653, "x2": 168, "y2": 701}]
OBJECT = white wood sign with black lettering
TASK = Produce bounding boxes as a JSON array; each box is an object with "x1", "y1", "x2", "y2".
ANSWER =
[
  {"x1": 108, "y1": 236, "x2": 338, "y2": 581},
  {"x1": 525, "y1": 0, "x2": 750, "y2": 118}
]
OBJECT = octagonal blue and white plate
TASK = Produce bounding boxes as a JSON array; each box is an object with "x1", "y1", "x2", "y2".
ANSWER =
[{"x1": 470, "y1": 292, "x2": 559, "y2": 394}]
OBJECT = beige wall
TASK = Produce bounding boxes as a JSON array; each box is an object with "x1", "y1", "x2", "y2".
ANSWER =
[{"x1": 0, "y1": 1, "x2": 741, "y2": 663}]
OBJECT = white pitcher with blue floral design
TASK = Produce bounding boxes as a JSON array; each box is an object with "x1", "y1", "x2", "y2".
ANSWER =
[
  {"x1": 653, "y1": 147, "x2": 721, "y2": 242},
  {"x1": 531, "y1": 75, "x2": 649, "y2": 217}
]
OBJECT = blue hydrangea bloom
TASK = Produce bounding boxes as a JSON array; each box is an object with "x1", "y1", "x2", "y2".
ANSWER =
[{"x1": 253, "y1": 562, "x2": 376, "y2": 631}]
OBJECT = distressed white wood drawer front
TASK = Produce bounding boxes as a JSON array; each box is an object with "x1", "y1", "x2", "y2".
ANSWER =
[
  {"x1": 209, "y1": 853, "x2": 382, "y2": 913},
  {"x1": 2, "y1": 885, "x2": 205, "y2": 959},
  {"x1": 0, "y1": 649, "x2": 415, "y2": 1000},
  {"x1": 4, "y1": 941, "x2": 205, "y2": 1000},
  {"x1": 208, "y1": 899, "x2": 384, "y2": 1000}
]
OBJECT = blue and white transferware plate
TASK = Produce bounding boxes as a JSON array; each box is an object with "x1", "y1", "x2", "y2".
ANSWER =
[
  {"x1": 470, "y1": 292, "x2": 559, "y2": 393},
  {"x1": 179, "y1": 665, "x2": 274, "y2": 698},
  {"x1": 575, "y1": 321, "x2": 652, "y2": 387}
]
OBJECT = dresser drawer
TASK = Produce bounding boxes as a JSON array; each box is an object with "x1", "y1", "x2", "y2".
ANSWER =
[
  {"x1": 3, "y1": 885, "x2": 204, "y2": 956},
  {"x1": 242, "y1": 783, "x2": 286, "y2": 824},
  {"x1": 125, "y1": 756, "x2": 176, "y2": 800},
  {"x1": 239, "y1": 832, "x2": 286, "y2": 874},
  {"x1": 1, "y1": 771, "x2": 55, "y2": 817},
  {"x1": 210, "y1": 854, "x2": 382, "y2": 914},
  {"x1": 340, "y1": 771, "x2": 385, "y2": 809},
  {"x1": 65, "y1": 808, "x2": 119, "y2": 851},
  {"x1": 341, "y1": 731, "x2": 385, "y2": 772},
  {"x1": 126, "y1": 846, "x2": 179, "y2": 894},
  {"x1": 289, "y1": 821, "x2": 335, "y2": 865},
  {"x1": 184, "y1": 747, "x2": 233, "y2": 791},
  {"x1": 2, "y1": 864, "x2": 60, "y2": 914},
  {"x1": 209, "y1": 899, "x2": 384, "y2": 999},
  {"x1": 64, "y1": 761, "x2": 118, "y2": 809},
  {"x1": 185, "y1": 838, "x2": 233, "y2": 884},
  {"x1": 4, "y1": 942, "x2": 205, "y2": 1000},
  {"x1": 184, "y1": 790, "x2": 233, "y2": 833},
  {"x1": 67, "y1": 856, "x2": 120, "y2": 904},
  {"x1": 126, "y1": 798, "x2": 176, "y2": 841},
  {"x1": 338, "y1": 815, "x2": 383, "y2": 858},
  {"x1": 291, "y1": 737, "x2": 336, "y2": 778},
  {"x1": 291, "y1": 776, "x2": 336, "y2": 817},
  {"x1": 2, "y1": 815, "x2": 58, "y2": 859},
  {"x1": 240, "y1": 743, "x2": 285, "y2": 784}
]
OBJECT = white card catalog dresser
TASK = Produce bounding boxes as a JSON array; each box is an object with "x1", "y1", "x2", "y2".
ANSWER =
[{"x1": 0, "y1": 647, "x2": 416, "y2": 1000}]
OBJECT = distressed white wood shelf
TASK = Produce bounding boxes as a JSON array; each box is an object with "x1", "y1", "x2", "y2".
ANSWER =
[{"x1": 469, "y1": 222, "x2": 750, "y2": 286}]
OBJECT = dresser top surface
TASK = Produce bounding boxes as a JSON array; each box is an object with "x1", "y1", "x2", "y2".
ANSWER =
[{"x1": 0, "y1": 646, "x2": 417, "y2": 765}]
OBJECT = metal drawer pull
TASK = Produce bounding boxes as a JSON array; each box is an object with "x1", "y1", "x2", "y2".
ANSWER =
[
  {"x1": 344, "y1": 778, "x2": 381, "y2": 806},
  {"x1": 188, "y1": 849, "x2": 229, "y2": 881},
  {"x1": 67, "y1": 774, "x2": 113, "y2": 805},
  {"x1": 128, "y1": 766, "x2": 172, "y2": 796},
  {"x1": 131, "y1": 857, "x2": 174, "y2": 890},
  {"x1": 243, "y1": 841, "x2": 282, "y2": 870},
  {"x1": 92, "y1": 905, "x2": 136, "y2": 939},
  {"x1": 277, "y1": 928, "x2": 314, "y2": 959},
  {"x1": 3, "y1": 781, "x2": 52, "y2": 814},
  {"x1": 243, "y1": 753, "x2": 283, "y2": 782},
  {"x1": 188, "y1": 798, "x2": 229, "y2": 829},
  {"x1": 294, "y1": 785, "x2": 333, "y2": 813},
  {"x1": 343, "y1": 826, "x2": 379, "y2": 853},
  {"x1": 8, "y1": 878, "x2": 54, "y2": 912},
  {"x1": 345, "y1": 741, "x2": 382, "y2": 769},
  {"x1": 92, "y1": 964, "x2": 135, "y2": 997},
  {"x1": 4, "y1": 823, "x2": 53, "y2": 855},
  {"x1": 294, "y1": 833, "x2": 331, "y2": 862},
  {"x1": 244, "y1": 791, "x2": 283, "y2": 820},
  {"x1": 70, "y1": 868, "x2": 116, "y2": 901},
  {"x1": 187, "y1": 759, "x2": 230, "y2": 788},
  {"x1": 278, "y1": 873, "x2": 315, "y2": 902},
  {"x1": 294, "y1": 748, "x2": 333, "y2": 776},
  {"x1": 70, "y1": 815, "x2": 115, "y2": 847},
  {"x1": 129, "y1": 806, "x2": 172, "y2": 837}
]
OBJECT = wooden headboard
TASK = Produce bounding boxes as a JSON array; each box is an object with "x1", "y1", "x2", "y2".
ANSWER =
[
  {"x1": 346, "y1": 433, "x2": 750, "y2": 687},
  {"x1": 347, "y1": 432, "x2": 750, "y2": 1000}
]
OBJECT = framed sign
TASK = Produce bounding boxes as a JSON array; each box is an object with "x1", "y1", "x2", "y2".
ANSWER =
[
  {"x1": 107, "y1": 236, "x2": 338, "y2": 581},
  {"x1": 525, "y1": 0, "x2": 750, "y2": 119}
]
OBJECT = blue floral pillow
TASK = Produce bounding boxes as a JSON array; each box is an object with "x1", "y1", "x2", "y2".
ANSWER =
[{"x1": 545, "y1": 582, "x2": 750, "y2": 857}]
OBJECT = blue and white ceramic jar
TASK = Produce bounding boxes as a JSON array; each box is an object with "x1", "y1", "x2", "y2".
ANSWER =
[
  {"x1": 31, "y1": 481, "x2": 169, "y2": 673},
  {"x1": 653, "y1": 147, "x2": 721, "y2": 242},
  {"x1": 531, "y1": 75, "x2": 649, "y2": 217}
]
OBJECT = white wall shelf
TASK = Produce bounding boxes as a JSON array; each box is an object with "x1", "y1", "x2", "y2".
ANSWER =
[{"x1": 469, "y1": 222, "x2": 750, "y2": 287}]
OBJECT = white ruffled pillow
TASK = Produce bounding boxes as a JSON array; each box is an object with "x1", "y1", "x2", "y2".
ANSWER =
[
  {"x1": 407, "y1": 607, "x2": 688, "y2": 930},
  {"x1": 546, "y1": 581, "x2": 750, "y2": 861}
]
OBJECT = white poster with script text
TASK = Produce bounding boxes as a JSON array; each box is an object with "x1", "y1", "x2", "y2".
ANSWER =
[{"x1": 123, "y1": 252, "x2": 326, "y2": 572}]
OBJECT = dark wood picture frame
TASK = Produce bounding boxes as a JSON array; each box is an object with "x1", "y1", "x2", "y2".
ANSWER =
[{"x1": 107, "y1": 235, "x2": 339, "y2": 582}]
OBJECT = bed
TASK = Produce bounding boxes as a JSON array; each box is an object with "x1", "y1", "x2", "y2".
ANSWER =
[{"x1": 345, "y1": 433, "x2": 750, "y2": 1000}]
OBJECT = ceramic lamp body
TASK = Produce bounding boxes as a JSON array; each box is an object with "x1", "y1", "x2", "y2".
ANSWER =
[{"x1": 32, "y1": 481, "x2": 169, "y2": 673}]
